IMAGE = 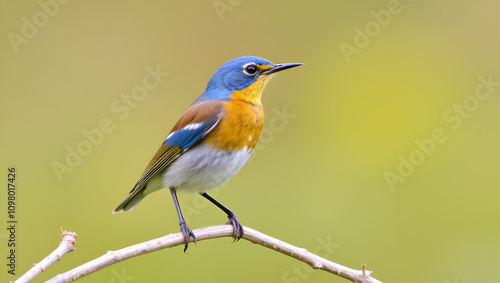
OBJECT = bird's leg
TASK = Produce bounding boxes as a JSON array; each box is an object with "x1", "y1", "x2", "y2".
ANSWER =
[
  {"x1": 170, "y1": 187, "x2": 196, "y2": 252},
  {"x1": 200, "y1": 192, "x2": 244, "y2": 240}
]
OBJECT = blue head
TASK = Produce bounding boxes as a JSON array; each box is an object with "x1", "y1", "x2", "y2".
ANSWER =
[{"x1": 196, "y1": 56, "x2": 303, "y2": 103}]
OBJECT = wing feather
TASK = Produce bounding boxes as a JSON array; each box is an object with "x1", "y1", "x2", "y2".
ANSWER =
[{"x1": 113, "y1": 100, "x2": 225, "y2": 212}]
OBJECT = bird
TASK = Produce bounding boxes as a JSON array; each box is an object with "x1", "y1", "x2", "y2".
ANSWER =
[{"x1": 113, "y1": 56, "x2": 303, "y2": 251}]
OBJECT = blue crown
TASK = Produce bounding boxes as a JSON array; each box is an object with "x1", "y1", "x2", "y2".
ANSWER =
[{"x1": 196, "y1": 56, "x2": 273, "y2": 103}]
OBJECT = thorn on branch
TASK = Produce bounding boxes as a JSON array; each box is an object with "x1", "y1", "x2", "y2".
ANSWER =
[{"x1": 361, "y1": 264, "x2": 372, "y2": 277}]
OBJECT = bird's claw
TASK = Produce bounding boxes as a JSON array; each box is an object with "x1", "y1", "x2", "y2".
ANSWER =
[
  {"x1": 226, "y1": 214, "x2": 244, "y2": 241},
  {"x1": 179, "y1": 221, "x2": 196, "y2": 252}
]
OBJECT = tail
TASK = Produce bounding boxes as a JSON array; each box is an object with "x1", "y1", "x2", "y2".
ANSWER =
[
  {"x1": 112, "y1": 190, "x2": 147, "y2": 213},
  {"x1": 112, "y1": 173, "x2": 164, "y2": 213}
]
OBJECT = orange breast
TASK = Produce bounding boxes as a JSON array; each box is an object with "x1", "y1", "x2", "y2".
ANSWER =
[
  {"x1": 205, "y1": 76, "x2": 271, "y2": 151},
  {"x1": 205, "y1": 100, "x2": 264, "y2": 151}
]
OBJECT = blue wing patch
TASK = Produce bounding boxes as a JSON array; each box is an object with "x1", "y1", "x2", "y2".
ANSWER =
[{"x1": 165, "y1": 118, "x2": 219, "y2": 148}]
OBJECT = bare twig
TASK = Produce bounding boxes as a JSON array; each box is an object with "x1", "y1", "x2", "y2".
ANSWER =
[
  {"x1": 45, "y1": 225, "x2": 382, "y2": 283},
  {"x1": 15, "y1": 228, "x2": 77, "y2": 283}
]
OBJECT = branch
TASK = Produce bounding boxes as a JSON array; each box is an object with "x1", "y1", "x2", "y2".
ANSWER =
[
  {"x1": 45, "y1": 225, "x2": 382, "y2": 283},
  {"x1": 15, "y1": 228, "x2": 77, "y2": 283}
]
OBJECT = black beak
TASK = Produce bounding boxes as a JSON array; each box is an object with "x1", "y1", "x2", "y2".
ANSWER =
[{"x1": 261, "y1": 62, "x2": 304, "y2": 75}]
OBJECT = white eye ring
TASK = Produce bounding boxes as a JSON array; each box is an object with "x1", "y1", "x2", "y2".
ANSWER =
[{"x1": 243, "y1": 63, "x2": 259, "y2": 76}]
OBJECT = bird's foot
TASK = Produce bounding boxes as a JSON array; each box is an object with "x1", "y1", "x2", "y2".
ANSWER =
[
  {"x1": 179, "y1": 220, "x2": 196, "y2": 252},
  {"x1": 226, "y1": 213, "x2": 244, "y2": 241}
]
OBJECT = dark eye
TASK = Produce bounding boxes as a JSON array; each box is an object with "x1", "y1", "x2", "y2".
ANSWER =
[{"x1": 243, "y1": 63, "x2": 259, "y2": 75}]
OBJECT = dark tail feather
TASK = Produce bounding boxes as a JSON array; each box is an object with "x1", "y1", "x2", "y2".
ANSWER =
[
  {"x1": 112, "y1": 190, "x2": 147, "y2": 213},
  {"x1": 113, "y1": 174, "x2": 164, "y2": 213}
]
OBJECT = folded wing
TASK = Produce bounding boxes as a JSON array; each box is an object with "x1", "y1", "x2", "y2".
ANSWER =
[{"x1": 113, "y1": 100, "x2": 225, "y2": 212}]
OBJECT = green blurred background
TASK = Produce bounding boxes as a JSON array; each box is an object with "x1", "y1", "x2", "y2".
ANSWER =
[{"x1": 1, "y1": 1, "x2": 500, "y2": 282}]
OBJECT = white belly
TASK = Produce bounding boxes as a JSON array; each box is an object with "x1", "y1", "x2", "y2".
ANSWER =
[{"x1": 161, "y1": 144, "x2": 253, "y2": 194}]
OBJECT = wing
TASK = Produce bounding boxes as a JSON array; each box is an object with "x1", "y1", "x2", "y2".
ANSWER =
[{"x1": 113, "y1": 100, "x2": 225, "y2": 212}]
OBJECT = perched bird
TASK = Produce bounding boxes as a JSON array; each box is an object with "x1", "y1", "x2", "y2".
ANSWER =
[{"x1": 113, "y1": 56, "x2": 303, "y2": 251}]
